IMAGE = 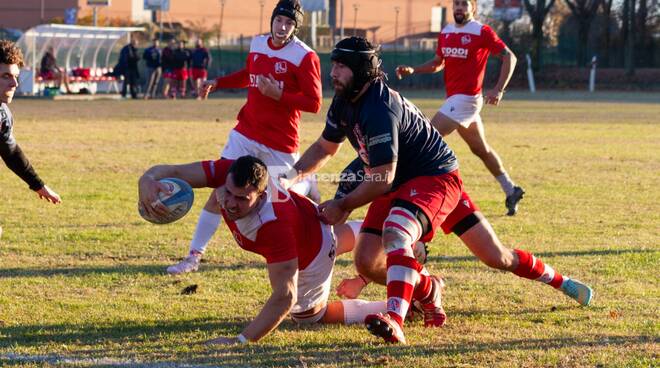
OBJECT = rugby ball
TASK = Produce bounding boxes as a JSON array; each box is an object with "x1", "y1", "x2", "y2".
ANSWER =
[{"x1": 139, "y1": 178, "x2": 194, "y2": 224}]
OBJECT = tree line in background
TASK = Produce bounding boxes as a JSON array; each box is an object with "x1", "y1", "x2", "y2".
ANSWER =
[{"x1": 495, "y1": 0, "x2": 659, "y2": 73}]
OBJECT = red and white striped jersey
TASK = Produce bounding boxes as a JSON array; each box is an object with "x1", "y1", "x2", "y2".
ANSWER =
[
  {"x1": 214, "y1": 35, "x2": 322, "y2": 154},
  {"x1": 202, "y1": 158, "x2": 323, "y2": 269},
  {"x1": 436, "y1": 20, "x2": 506, "y2": 97}
]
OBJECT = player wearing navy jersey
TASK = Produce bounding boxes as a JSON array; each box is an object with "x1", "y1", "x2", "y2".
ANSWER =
[
  {"x1": 285, "y1": 37, "x2": 463, "y2": 343},
  {"x1": 396, "y1": 0, "x2": 524, "y2": 216},
  {"x1": 333, "y1": 158, "x2": 594, "y2": 310},
  {"x1": 0, "y1": 40, "x2": 61, "y2": 200},
  {"x1": 0, "y1": 41, "x2": 61, "y2": 236}
]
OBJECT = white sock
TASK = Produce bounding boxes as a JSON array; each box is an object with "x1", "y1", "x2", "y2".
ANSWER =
[
  {"x1": 496, "y1": 173, "x2": 515, "y2": 196},
  {"x1": 189, "y1": 209, "x2": 222, "y2": 255},
  {"x1": 346, "y1": 221, "x2": 362, "y2": 242},
  {"x1": 341, "y1": 299, "x2": 387, "y2": 324}
]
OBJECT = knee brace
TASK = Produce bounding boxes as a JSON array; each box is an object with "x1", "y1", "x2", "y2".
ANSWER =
[{"x1": 382, "y1": 206, "x2": 423, "y2": 255}]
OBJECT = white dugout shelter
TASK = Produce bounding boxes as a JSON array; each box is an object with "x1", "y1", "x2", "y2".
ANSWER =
[{"x1": 16, "y1": 24, "x2": 144, "y2": 95}]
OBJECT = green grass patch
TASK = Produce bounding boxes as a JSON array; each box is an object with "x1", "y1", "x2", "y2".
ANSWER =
[{"x1": 0, "y1": 92, "x2": 658, "y2": 367}]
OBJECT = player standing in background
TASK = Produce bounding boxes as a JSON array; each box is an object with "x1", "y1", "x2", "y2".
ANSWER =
[
  {"x1": 190, "y1": 39, "x2": 211, "y2": 100},
  {"x1": 170, "y1": 40, "x2": 191, "y2": 99},
  {"x1": 0, "y1": 40, "x2": 61, "y2": 237},
  {"x1": 143, "y1": 38, "x2": 162, "y2": 100},
  {"x1": 166, "y1": 0, "x2": 322, "y2": 275},
  {"x1": 160, "y1": 39, "x2": 175, "y2": 99},
  {"x1": 396, "y1": 0, "x2": 525, "y2": 216},
  {"x1": 139, "y1": 156, "x2": 387, "y2": 344}
]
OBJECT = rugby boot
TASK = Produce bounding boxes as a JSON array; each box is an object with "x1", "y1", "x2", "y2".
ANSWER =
[
  {"x1": 365, "y1": 313, "x2": 407, "y2": 344},
  {"x1": 167, "y1": 254, "x2": 201, "y2": 275},
  {"x1": 560, "y1": 278, "x2": 594, "y2": 306},
  {"x1": 505, "y1": 186, "x2": 525, "y2": 216}
]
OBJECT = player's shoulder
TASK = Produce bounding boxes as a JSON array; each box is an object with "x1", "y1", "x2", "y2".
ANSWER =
[
  {"x1": 363, "y1": 80, "x2": 400, "y2": 116},
  {"x1": 441, "y1": 20, "x2": 486, "y2": 36},
  {"x1": 251, "y1": 35, "x2": 316, "y2": 66}
]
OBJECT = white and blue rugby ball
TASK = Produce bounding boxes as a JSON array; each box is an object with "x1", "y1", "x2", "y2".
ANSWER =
[{"x1": 139, "y1": 178, "x2": 194, "y2": 224}]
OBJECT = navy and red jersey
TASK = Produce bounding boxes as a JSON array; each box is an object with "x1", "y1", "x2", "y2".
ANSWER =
[
  {"x1": 201, "y1": 158, "x2": 322, "y2": 270},
  {"x1": 191, "y1": 47, "x2": 210, "y2": 69},
  {"x1": 322, "y1": 79, "x2": 458, "y2": 189},
  {"x1": 436, "y1": 20, "x2": 506, "y2": 97},
  {"x1": 213, "y1": 35, "x2": 322, "y2": 153}
]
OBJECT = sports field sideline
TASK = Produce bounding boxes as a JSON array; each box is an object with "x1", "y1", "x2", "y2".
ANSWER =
[{"x1": 0, "y1": 91, "x2": 658, "y2": 367}]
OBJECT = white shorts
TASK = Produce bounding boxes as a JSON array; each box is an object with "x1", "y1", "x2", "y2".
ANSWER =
[
  {"x1": 221, "y1": 129, "x2": 314, "y2": 196},
  {"x1": 221, "y1": 129, "x2": 299, "y2": 178},
  {"x1": 290, "y1": 223, "x2": 336, "y2": 315},
  {"x1": 439, "y1": 93, "x2": 483, "y2": 128}
]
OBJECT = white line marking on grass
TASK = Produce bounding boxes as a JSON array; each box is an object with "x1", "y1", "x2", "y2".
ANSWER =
[{"x1": 1, "y1": 353, "x2": 222, "y2": 367}]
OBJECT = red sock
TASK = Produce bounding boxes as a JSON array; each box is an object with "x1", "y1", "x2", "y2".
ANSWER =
[
  {"x1": 513, "y1": 249, "x2": 564, "y2": 289},
  {"x1": 412, "y1": 274, "x2": 432, "y2": 301},
  {"x1": 386, "y1": 253, "x2": 420, "y2": 327}
]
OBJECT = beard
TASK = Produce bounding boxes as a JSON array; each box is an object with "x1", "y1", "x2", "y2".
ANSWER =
[
  {"x1": 453, "y1": 12, "x2": 467, "y2": 24},
  {"x1": 333, "y1": 78, "x2": 354, "y2": 99}
]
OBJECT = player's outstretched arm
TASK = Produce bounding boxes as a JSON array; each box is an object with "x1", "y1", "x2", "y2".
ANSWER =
[
  {"x1": 36, "y1": 185, "x2": 61, "y2": 204},
  {"x1": 138, "y1": 162, "x2": 208, "y2": 217},
  {"x1": 485, "y1": 47, "x2": 517, "y2": 106},
  {"x1": 319, "y1": 162, "x2": 396, "y2": 225},
  {"x1": 395, "y1": 55, "x2": 444, "y2": 79},
  {"x1": 281, "y1": 137, "x2": 341, "y2": 189},
  {"x1": 200, "y1": 68, "x2": 250, "y2": 99},
  {"x1": 206, "y1": 258, "x2": 299, "y2": 344}
]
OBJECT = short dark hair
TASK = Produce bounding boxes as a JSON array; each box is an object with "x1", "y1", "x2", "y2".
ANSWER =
[
  {"x1": 0, "y1": 40, "x2": 24, "y2": 68},
  {"x1": 228, "y1": 156, "x2": 269, "y2": 193}
]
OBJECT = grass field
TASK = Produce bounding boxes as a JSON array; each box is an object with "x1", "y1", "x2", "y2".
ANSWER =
[{"x1": 0, "y1": 91, "x2": 658, "y2": 367}]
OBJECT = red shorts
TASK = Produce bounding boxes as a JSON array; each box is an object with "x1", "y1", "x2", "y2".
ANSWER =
[
  {"x1": 439, "y1": 190, "x2": 480, "y2": 234},
  {"x1": 40, "y1": 70, "x2": 55, "y2": 80},
  {"x1": 172, "y1": 68, "x2": 188, "y2": 81},
  {"x1": 191, "y1": 68, "x2": 207, "y2": 80},
  {"x1": 362, "y1": 170, "x2": 463, "y2": 242}
]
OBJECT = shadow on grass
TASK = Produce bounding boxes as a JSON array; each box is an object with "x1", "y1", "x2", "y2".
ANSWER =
[
  {"x1": 0, "y1": 262, "x2": 264, "y2": 279},
  {"x1": 1, "y1": 320, "x2": 656, "y2": 368},
  {"x1": 426, "y1": 247, "x2": 658, "y2": 264}
]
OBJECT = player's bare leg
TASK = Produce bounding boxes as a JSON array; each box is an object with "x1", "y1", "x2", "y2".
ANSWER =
[
  {"x1": 167, "y1": 192, "x2": 222, "y2": 275},
  {"x1": 457, "y1": 120, "x2": 524, "y2": 216},
  {"x1": 458, "y1": 216, "x2": 593, "y2": 305},
  {"x1": 429, "y1": 111, "x2": 459, "y2": 137},
  {"x1": 354, "y1": 233, "x2": 387, "y2": 285}
]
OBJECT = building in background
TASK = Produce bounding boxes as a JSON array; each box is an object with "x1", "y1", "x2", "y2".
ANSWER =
[{"x1": 1, "y1": 0, "x2": 452, "y2": 49}]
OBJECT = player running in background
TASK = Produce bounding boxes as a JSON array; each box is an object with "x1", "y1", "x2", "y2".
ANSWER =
[
  {"x1": 167, "y1": 0, "x2": 322, "y2": 275},
  {"x1": 139, "y1": 156, "x2": 387, "y2": 344},
  {"x1": 396, "y1": 0, "x2": 524, "y2": 216},
  {"x1": 333, "y1": 158, "x2": 593, "y2": 309},
  {"x1": 0, "y1": 40, "x2": 61, "y2": 236},
  {"x1": 190, "y1": 39, "x2": 211, "y2": 100}
]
